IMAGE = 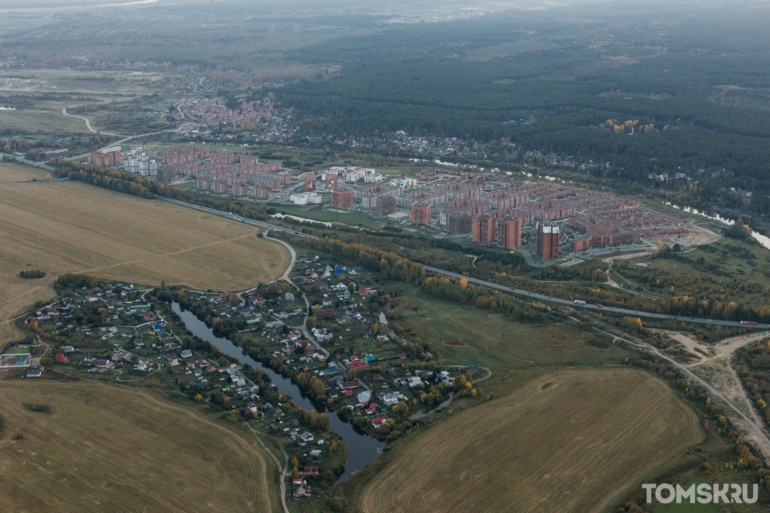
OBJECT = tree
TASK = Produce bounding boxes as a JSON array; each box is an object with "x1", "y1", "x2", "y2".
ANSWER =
[
  {"x1": 317, "y1": 413, "x2": 331, "y2": 431},
  {"x1": 310, "y1": 376, "x2": 326, "y2": 398},
  {"x1": 392, "y1": 402, "x2": 409, "y2": 415}
]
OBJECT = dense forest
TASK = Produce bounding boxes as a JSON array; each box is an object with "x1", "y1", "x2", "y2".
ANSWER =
[{"x1": 271, "y1": 7, "x2": 770, "y2": 214}]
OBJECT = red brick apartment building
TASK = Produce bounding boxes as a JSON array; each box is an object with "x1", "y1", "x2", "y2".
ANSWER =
[
  {"x1": 330, "y1": 189, "x2": 354, "y2": 208},
  {"x1": 472, "y1": 215, "x2": 524, "y2": 250},
  {"x1": 232, "y1": 181, "x2": 248, "y2": 197},
  {"x1": 410, "y1": 204, "x2": 432, "y2": 225},
  {"x1": 535, "y1": 222, "x2": 561, "y2": 260},
  {"x1": 88, "y1": 149, "x2": 124, "y2": 167}
]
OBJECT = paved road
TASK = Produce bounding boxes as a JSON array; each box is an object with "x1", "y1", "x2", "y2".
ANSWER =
[
  {"x1": 1, "y1": 152, "x2": 57, "y2": 172},
  {"x1": 423, "y1": 265, "x2": 770, "y2": 330},
  {"x1": 157, "y1": 196, "x2": 312, "y2": 238},
  {"x1": 66, "y1": 129, "x2": 181, "y2": 161},
  {"x1": 157, "y1": 196, "x2": 769, "y2": 330}
]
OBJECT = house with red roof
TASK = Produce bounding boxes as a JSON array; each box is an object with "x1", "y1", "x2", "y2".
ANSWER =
[
  {"x1": 371, "y1": 417, "x2": 386, "y2": 428},
  {"x1": 349, "y1": 360, "x2": 370, "y2": 372}
]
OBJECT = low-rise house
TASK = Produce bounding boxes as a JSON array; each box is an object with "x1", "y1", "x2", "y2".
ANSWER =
[
  {"x1": 371, "y1": 417, "x2": 386, "y2": 429},
  {"x1": 349, "y1": 360, "x2": 370, "y2": 372},
  {"x1": 382, "y1": 392, "x2": 399, "y2": 407},
  {"x1": 94, "y1": 359, "x2": 112, "y2": 369}
]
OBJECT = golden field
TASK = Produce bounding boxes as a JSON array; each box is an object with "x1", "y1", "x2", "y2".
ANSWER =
[
  {"x1": 360, "y1": 369, "x2": 703, "y2": 513},
  {"x1": 0, "y1": 379, "x2": 278, "y2": 513},
  {"x1": 0, "y1": 177, "x2": 289, "y2": 347},
  {"x1": 0, "y1": 161, "x2": 50, "y2": 183}
]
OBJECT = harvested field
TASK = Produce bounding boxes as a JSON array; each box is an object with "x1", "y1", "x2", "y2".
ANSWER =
[
  {"x1": 360, "y1": 369, "x2": 702, "y2": 513},
  {"x1": 0, "y1": 380, "x2": 277, "y2": 513},
  {"x1": 0, "y1": 180, "x2": 289, "y2": 347},
  {"x1": 0, "y1": 162, "x2": 49, "y2": 183}
]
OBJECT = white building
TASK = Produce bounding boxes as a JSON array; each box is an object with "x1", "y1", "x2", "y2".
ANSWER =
[
  {"x1": 328, "y1": 166, "x2": 375, "y2": 183},
  {"x1": 124, "y1": 148, "x2": 158, "y2": 176},
  {"x1": 289, "y1": 192, "x2": 322, "y2": 205},
  {"x1": 391, "y1": 178, "x2": 416, "y2": 189}
]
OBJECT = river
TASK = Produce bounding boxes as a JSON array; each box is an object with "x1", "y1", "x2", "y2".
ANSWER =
[{"x1": 171, "y1": 303, "x2": 384, "y2": 481}]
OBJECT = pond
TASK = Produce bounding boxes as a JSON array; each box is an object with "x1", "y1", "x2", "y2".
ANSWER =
[
  {"x1": 171, "y1": 302, "x2": 384, "y2": 481},
  {"x1": 408, "y1": 392, "x2": 453, "y2": 420}
]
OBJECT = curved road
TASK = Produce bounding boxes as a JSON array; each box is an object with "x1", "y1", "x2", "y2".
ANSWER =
[{"x1": 62, "y1": 107, "x2": 106, "y2": 134}]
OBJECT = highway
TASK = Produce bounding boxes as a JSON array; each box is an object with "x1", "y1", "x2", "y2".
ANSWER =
[
  {"x1": 1, "y1": 152, "x2": 57, "y2": 172},
  {"x1": 66, "y1": 128, "x2": 181, "y2": 161},
  {"x1": 157, "y1": 196, "x2": 770, "y2": 330},
  {"x1": 423, "y1": 265, "x2": 770, "y2": 330},
  {"x1": 157, "y1": 196, "x2": 310, "y2": 238}
]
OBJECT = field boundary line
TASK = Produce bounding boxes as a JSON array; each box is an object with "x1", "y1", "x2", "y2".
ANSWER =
[{"x1": 77, "y1": 233, "x2": 256, "y2": 274}]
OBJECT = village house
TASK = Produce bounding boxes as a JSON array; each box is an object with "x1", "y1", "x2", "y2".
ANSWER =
[
  {"x1": 371, "y1": 417, "x2": 386, "y2": 429},
  {"x1": 381, "y1": 392, "x2": 400, "y2": 407},
  {"x1": 94, "y1": 358, "x2": 113, "y2": 369}
]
